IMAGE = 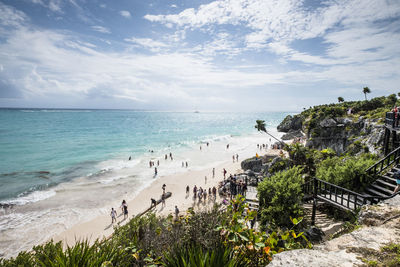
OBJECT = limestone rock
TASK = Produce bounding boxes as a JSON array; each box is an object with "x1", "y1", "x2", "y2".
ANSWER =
[
  {"x1": 277, "y1": 115, "x2": 303, "y2": 132},
  {"x1": 241, "y1": 158, "x2": 262, "y2": 172},
  {"x1": 269, "y1": 196, "x2": 400, "y2": 267},
  {"x1": 319, "y1": 118, "x2": 337, "y2": 128},
  {"x1": 281, "y1": 129, "x2": 304, "y2": 140}
]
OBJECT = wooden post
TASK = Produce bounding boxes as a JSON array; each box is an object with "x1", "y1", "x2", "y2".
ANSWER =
[
  {"x1": 392, "y1": 130, "x2": 397, "y2": 152},
  {"x1": 384, "y1": 128, "x2": 390, "y2": 155},
  {"x1": 311, "y1": 178, "x2": 317, "y2": 226}
]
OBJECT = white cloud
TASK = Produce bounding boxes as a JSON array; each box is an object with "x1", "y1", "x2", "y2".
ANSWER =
[
  {"x1": 124, "y1": 37, "x2": 168, "y2": 52},
  {"x1": 0, "y1": 2, "x2": 28, "y2": 27},
  {"x1": 91, "y1": 25, "x2": 111, "y2": 34},
  {"x1": 29, "y1": 0, "x2": 63, "y2": 12},
  {"x1": 120, "y1": 10, "x2": 131, "y2": 18}
]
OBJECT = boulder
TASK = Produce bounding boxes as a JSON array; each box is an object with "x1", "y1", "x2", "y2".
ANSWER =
[
  {"x1": 241, "y1": 158, "x2": 262, "y2": 172},
  {"x1": 319, "y1": 118, "x2": 337, "y2": 128},
  {"x1": 304, "y1": 226, "x2": 325, "y2": 243},
  {"x1": 277, "y1": 115, "x2": 303, "y2": 132},
  {"x1": 281, "y1": 129, "x2": 304, "y2": 140}
]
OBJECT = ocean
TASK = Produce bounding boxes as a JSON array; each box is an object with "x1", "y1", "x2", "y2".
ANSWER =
[{"x1": 0, "y1": 109, "x2": 290, "y2": 257}]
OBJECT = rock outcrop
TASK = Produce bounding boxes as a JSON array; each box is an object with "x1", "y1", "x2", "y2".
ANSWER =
[
  {"x1": 277, "y1": 115, "x2": 303, "y2": 133},
  {"x1": 305, "y1": 117, "x2": 384, "y2": 155},
  {"x1": 281, "y1": 129, "x2": 304, "y2": 140},
  {"x1": 241, "y1": 157, "x2": 263, "y2": 172}
]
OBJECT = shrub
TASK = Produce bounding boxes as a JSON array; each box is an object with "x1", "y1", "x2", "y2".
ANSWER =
[
  {"x1": 316, "y1": 154, "x2": 377, "y2": 191},
  {"x1": 257, "y1": 166, "x2": 304, "y2": 229}
]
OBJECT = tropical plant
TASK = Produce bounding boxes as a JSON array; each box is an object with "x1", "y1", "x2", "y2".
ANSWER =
[
  {"x1": 363, "y1": 86, "x2": 371, "y2": 101},
  {"x1": 338, "y1": 96, "x2": 344, "y2": 103},
  {"x1": 316, "y1": 154, "x2": 377, "y2": 192},
  {"x1": 258, "y1": 166, "x2": 304, "y2": 229},
  {"x1": 217, "y1": 195, "x2": 310, "y2": 266},
  {"x1": 255, "y1": 120, "x2": 286, "y2": 147},
  {"x1": 162, "y1": 244, "x2": 244, "y2": 267}
]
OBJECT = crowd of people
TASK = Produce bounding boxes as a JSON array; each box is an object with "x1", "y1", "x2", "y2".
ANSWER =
[{"x1": 110, "y1": 140, "x2": 252, "y2": 224}]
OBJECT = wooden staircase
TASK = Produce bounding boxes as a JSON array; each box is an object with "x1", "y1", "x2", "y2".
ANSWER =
[{"x1": 364, "y1": 146, "x2": 400, "y2": 199}]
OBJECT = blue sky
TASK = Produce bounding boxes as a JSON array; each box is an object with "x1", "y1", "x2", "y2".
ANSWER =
[{"x1": 0, "y1": 0, "x2": 399, "y2": 111}]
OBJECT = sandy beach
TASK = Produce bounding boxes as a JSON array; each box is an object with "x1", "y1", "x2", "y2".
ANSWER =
[{"x1": 53, "y1": 148, "x2": 282, "y2": 247}]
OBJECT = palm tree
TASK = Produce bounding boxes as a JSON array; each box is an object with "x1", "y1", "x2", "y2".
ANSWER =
[
  {"x1": 255, "y1": 120, "x2": 285, "y2": 147},
  {"x1": 338, "y1": 97, "x2": 344, "y2": 103},
  {"x1": 363, "y1": 87, "x2": 371, "y2": 101}
]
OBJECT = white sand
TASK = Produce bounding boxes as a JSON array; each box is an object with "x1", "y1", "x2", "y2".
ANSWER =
[{"x1": 52, "y1": 149, "x2": 283, "y2": 247}]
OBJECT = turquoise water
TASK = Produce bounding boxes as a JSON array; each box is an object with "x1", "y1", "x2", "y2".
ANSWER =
[
  {"x1": 0, "y1": 109, "x2": 288, "y2": 203},
  {"x1": 0, "y1": 109, "x2": 290, "y2": 257}
]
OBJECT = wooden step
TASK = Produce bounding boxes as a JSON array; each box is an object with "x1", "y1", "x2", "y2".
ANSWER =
[
  {"x1": 380, "y1": 175, "x2": 397, "y2": 184},
  {"x1": 375, "y1": 179, "x2": 396, "y2": 189},
  {"x1": 365, "y1": 187, "x2": 390, "y2": 198},
  {"x1": 370, "y1": 184, "x2": 394, "y2": 195},
  {"x1": 391, "y1": 166, "x2": 400, "y2": 172}
]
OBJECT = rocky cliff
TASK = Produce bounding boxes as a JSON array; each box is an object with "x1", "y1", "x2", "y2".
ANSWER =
[{"x1": 277, "y1": 114, "x2": 385, "y2": 155}]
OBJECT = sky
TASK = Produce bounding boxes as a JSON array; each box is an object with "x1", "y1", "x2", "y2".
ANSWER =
[{"x1": 0, "y1": 0, "x2": 399, "y2": 112}]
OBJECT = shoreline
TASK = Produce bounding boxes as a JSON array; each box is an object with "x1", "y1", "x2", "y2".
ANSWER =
[{"x1": 52, "y1": 148, "x2": 282, "y2": 247}]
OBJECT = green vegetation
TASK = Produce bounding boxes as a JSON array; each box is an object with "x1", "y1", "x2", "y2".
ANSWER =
[
  {"x1": 315, "y1": 153, "x2": 377, "y2": 192},
  {"x1": 338, "y1": 96, "x2": 344, "y2": 103},
  {"x1": 350, "y1": 243, "x2": 400, "y2": 267},
  {"x1": 301, "y1": 94, "x2": 399, "y2": 134},
  {"x1": 258, "y1": 166, "x2": 305, "y2": 229},
  {"x1": 363, "y1": 86, "x2": 371, "y2": 101},
  {"x1": 0, "y1": 197, "x2": 310, "y2": 267}
]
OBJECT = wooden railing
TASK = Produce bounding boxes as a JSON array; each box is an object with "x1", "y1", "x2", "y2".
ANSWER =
[
  {"x1": 303, "y1": 178, "x2": 368, "y2": 212},
  {"x1": 365, "y1": 145, "x2": 400, "y2": 177}
]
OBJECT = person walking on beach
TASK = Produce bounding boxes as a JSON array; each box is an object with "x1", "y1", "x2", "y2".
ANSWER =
[
  {"x1": 182, "y1": 162, "x2": 184, "y2": 167},
  {"x1": 236, "y1": 154, "x2": 239, "y2": 162},
  {"x1": 186, "y1": 162, "x2": 188, "y2": 168},
  {"x1": 175, "y1": 205, "x2": 179, "y2": 218},
  {"x1": 227, "y1": 144, "x2": 229, "y2": 149},
  {"x1": 154, "y1": 167, "x2": 158, "y2": 176},
  {"x1": 110, "y1": 208, "x2": 117, "y2": 224},
  {"x1": 193, "y1": 185, "x2": 197, "y2": 199},
  {"x1": 157, "y1": 160, "x2": 159, "y2": 166},
  {"x1": 212, "y1": 186, "x2": 217, "y2": 200},
  {"x1": 121, "y1": 200, "x2": 128, "y2": 219},
  {"x1": 186, "y1": 185, "x2": 190, "y2": 196},
  {"x1": 165, "y1": 154, "x2": 168, "y2": 160},
  {"x1": 212, "y1": 168, "x2": 215, "y2": 178},
  {"x1": 232, "y1": 155, "x2": 235, "y2": 162},
  {"x1": 162, "y1": 184, "x2": 166, "y2": 194},
  {"x1": 128, "y1": 156, "x2": 131, "y2": 161},
  {"x1": 161, "y1": 193, "x2": 166, "y2": 207},
  {"x1": 169, "y1": 152, "x2": 173, "y2": 160},
  {"x1": 223, "y1": 168, "x2": 227, "y2": 179}
]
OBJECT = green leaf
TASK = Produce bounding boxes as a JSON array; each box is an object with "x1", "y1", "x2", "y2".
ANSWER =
[{"x1": 255, "y1": 242, "x2": 265, "y2": 248}]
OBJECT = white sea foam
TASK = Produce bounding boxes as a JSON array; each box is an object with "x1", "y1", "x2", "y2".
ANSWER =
[{"x1": 0, "y1": 190, "x2": 56, "y2": 206}]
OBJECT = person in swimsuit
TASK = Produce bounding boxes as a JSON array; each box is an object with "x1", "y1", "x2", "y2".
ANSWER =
[
  {"x1": 121, "y1": 200, "x2": 128, "y2": 219},
  {"x1": 110, "y1": 208, "x2": 117, "y2": 223}
]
